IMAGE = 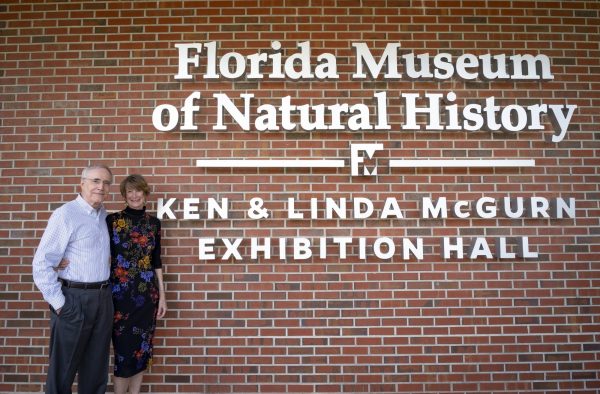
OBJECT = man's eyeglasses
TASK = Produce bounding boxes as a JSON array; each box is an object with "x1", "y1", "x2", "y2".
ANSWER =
[{"x1": 83, "y1": 178, "x2": 112, "y2": 187}]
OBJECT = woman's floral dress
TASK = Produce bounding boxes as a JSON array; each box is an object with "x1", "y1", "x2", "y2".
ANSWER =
[{"x1": 106, "y1": 206, "x2": 162, "y2": 378}]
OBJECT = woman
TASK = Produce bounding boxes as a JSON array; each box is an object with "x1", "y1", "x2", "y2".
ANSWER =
[{"x1": 106, "y1": 174, "x2": 167, "y2": 394}]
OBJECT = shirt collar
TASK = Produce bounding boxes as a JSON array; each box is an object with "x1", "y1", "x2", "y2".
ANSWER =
[{"x1": 76, "y1": 194, "x2": 104, "y2": 216}]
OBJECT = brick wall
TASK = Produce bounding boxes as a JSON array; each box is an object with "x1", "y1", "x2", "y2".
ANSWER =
[{"x1": 1, "y1": 1, "x2": 599, "y2": 393}]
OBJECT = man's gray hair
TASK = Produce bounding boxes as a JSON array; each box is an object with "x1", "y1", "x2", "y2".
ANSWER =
[{"x1": 81, "y1": 164, "x2": 113, "y2": 183}]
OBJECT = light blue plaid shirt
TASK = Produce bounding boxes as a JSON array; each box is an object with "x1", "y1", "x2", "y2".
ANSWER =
[{"x1": 32, "y1": 195, "x2": 111, "y2": 310}]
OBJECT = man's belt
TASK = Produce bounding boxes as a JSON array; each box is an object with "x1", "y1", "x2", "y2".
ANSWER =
[{"x1": 59, "y1": 278, "x2": 110, "y2": 289}]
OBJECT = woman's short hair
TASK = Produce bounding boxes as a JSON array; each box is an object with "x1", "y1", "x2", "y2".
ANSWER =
[{"x1": 120, "y1": 174, "x2": 150, "y2": 198}]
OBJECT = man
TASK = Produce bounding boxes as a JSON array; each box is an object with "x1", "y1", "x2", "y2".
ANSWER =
[{"x1": 32, "y1": 164, "x2": 114, "y2": 394}]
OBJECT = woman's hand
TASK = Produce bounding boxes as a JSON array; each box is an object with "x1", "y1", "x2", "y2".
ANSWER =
[
  {"x1": 53, "y1": 258, "x2": 70, "y2": 272},
  {"x1": 157, "y1": 297, "x2": 167, "y2": 319}
]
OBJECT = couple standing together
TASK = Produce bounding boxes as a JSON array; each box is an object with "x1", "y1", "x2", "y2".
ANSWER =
[{"x1": 32, "y1": 165, "x2": 167, "y2": 394}]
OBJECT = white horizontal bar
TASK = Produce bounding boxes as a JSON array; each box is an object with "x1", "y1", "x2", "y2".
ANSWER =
[
  {"x1": 389, "y1": 159, "x2": 536, "y2": 168},
  {"x1": 196, "y1": 159, "x2": 346, "y2": 168}
]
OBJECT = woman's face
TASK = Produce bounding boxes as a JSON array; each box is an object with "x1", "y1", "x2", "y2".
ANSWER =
[{"x1": 125, "y1": 187, "x2": 145, "y2": 210}]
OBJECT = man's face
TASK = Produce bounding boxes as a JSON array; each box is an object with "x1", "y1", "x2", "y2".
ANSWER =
[{"x1": 80, "y1": 168, "x2": 112, "y2": 209}]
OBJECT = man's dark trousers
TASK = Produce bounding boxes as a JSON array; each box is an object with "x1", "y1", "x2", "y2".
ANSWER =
[{"x1": 45, "y1": 285, "x2": 113, "y2": 394}]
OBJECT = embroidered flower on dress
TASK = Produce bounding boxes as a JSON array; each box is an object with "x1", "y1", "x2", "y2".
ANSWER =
[
  {"x1": 116, "y1": 218, "x2": 127, "y2": 230},
  {"x1": 114, "y1": 266, "x2": 129, "y2": 283},
  {"x1": 138, "y1": 255, "x2": 151, "y2": 269},
  {"x1": 116, "y1": 255, "x2": 130, "y2": 269},
  {"x1": 140, "y1": 270, "x2": 154, "y2": 282},
  {"x1": 134, "y1": 295, "x2": 145, "y2": 307}
]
